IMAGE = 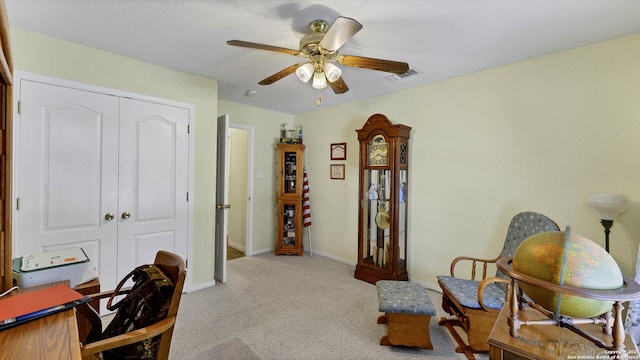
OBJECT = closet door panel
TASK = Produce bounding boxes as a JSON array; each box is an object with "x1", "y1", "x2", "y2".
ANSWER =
[
  {"x1": 118, "y1": 98, "x2": 189, "y2": 277},
  {"x1": 16, "y1": 80, "x2": 119, "y2": 289}
]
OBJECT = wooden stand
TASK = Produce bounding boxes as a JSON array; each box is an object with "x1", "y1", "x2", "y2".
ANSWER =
[
  {"x1": 488, "y1": 304, "x2": 638, "y2": 360},
  {"x1": 378, "y1": 313, "x2": 433, "y2": 349},
  {"x1": 493, "y1": 257, "x2": 640, "y2": 359}
]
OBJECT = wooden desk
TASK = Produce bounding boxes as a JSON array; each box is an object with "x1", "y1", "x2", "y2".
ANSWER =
[
  {"x1": 0, "y1": 283, "x2": 82, "y2": 359},
  {"x1": 0, "y1": 309, "x2": 81, "y2": 359},
  {"x1": 488, "y1": 305, "x2": 638, "y2": 360}
]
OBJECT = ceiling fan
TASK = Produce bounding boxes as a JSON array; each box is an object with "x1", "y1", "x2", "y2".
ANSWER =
[{"x1": 227, "y1": 16, "x2": 409, "y2": 94}]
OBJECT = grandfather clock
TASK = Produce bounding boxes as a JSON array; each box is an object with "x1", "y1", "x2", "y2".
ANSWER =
[{"x1": 355, "y1": 114, "x2": 411, "y2": 284}]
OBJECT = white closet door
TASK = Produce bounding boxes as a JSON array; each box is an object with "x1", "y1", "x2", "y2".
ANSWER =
[
  {"x1": 16, "y1": 80, "x2": 120, "y2": 290},
  {"x1": 117, "y1": 98, "x2": 189, "y2": 280}
]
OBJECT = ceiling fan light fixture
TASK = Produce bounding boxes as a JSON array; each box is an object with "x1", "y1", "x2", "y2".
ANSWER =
[
  {"x1": 324, "y1": 63, "x2": 342, "y2": 83},
  {"x1": 312, "y1": 71, "x2": 327, "y2": 89},
  {"x1": 295, "y1": 63, "x2": 314, "y2": 83}
]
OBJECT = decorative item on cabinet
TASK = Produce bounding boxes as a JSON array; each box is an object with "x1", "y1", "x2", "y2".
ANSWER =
[
  {"x1": 276, "y1": 144, "x2": 305, "y2": 255},
  {"x1": 354, "y1": 114, "x2": 411, "y2": 284},
  {"x1": 279, "y1": 123, "x2": 301, "y2": 144}
]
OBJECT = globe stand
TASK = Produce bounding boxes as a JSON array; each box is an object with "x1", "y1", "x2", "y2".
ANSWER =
[{"x1": 497, "y1": 257, "x2": 640, "y2": 358}]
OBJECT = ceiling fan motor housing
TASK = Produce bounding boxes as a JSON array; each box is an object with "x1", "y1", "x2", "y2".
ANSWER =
[{"x1": 299, "y1": 20, "x2": 330, "y2": 56}]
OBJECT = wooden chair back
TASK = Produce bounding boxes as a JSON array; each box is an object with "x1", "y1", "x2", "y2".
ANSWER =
[{"x1": 78, "y1": 250, "x2": 186, "y2": 360}]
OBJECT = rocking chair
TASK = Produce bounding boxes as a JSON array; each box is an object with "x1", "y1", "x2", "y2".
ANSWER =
[{"x1": 437, "y1": 211, "x2": 559, "y2": 359}]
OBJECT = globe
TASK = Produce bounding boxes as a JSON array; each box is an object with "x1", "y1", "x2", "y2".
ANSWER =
[{"x1": 512, "y1": 231, "x2": 623, "y2": 318}]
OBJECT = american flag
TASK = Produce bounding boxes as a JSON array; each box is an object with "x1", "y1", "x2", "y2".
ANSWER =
[{"x1": 303, "y1": 168, "x2": 311, "y2": 227}]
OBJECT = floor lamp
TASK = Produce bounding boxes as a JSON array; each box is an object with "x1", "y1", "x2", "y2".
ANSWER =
[{"x1": 586, "y1": 194, "x2": 630, "y2": 253}]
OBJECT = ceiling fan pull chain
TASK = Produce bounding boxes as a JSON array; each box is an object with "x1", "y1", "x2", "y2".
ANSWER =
[{"x1": 317, "y1": 93, "x2": 322, "y2": 107}]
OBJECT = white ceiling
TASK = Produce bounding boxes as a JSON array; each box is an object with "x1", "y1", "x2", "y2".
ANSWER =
[{"x1": 6, "y1": 1, "x2": 640, "y2": 115}]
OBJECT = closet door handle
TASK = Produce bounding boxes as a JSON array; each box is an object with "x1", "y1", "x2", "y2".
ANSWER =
[
  {"x1": 121, "y1": 211, "x2": 131, "y2": 219},
  {"x1": 105, "y1": 213, "x2": 115, "y2": 221}
]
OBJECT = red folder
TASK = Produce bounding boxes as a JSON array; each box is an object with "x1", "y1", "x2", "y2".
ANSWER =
[{"x1": 0, "y1": 284, "x2": 86, "y2": 323}]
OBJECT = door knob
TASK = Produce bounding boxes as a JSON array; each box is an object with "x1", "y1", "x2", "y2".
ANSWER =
[
  {"x1": 216, "y1": 204, "x2": 232, "y2": 210},
  {"x1": 105, "y1": 213, "x2": 115, "y2": 221},
  {"x1": 121, "y1": 211, "x2": 131, "y2": 219}
]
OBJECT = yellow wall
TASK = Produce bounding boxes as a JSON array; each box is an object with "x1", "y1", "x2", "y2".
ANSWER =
[
  {"x1": 296, "y1": 33, "x2": 640, "y2": 285},
  {"x1": 10, "y1": 27, "x2": 219, "y2": 286}
]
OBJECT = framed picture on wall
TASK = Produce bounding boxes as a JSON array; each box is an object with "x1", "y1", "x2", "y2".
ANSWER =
[
  {"x1": 330, "y1": 142, "x2": 347, "y2": 160},
  {"x1": 330, "y1": 164, "x2": 345, "y2": 180}
]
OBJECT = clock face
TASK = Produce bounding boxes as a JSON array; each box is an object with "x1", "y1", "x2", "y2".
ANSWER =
[{"x1": 368, "y1": 135, "x2": 388, "y2": 166}]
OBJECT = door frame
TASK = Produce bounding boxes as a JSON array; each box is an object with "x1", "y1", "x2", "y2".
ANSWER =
[
  {"x1": 229, "y1": 122, "x2": 254, "y2": 257},
  {"x1": 213, "y1": 119, "x2": 254, "y2": 283},
  {"x1": 12, "y1": 71, "x2": 195, "y2": 292}
]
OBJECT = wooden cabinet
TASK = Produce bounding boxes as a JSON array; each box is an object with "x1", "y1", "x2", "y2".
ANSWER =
[
  {"x1": 355, "y1": 114, "x2": 411, "y2": 284},
  {"x1": 276, "y1": 144, "x2": 304, "y2": 256},
  {"x1": 0, "y1": 0, "x2": 13, "y2": 293}
]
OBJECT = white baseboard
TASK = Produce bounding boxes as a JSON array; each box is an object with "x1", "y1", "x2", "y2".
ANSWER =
[
  {"x1": 228, "y1": 242, "x2": 245, "y2": 252},
  {"x1": 188, "y1": 280, "x2": 216, "y2": 293}
]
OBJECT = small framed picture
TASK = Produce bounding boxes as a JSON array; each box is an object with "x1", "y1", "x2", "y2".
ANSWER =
[
  {"x1": 330, "y1": 164, "x2": 345, "y2": 180},
  {"x1": 330, "y1": 142, "x2": 347, "y2": 160}
]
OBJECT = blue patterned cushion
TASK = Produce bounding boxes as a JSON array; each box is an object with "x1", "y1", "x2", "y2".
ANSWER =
[
  {"x1": 495, "y1": 211, "x2": 560, "y2": 281},
  {"x1": 376, "y1": 280, "x2": 436, "y2": 316},
  {"x1": 437, "y1": 275, "x2": 506, "y2": 310}
]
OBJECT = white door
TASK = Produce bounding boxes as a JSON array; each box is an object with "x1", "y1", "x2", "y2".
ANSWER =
[
  {"x1": 214, "y1": 114, "x2": 230, "y2": 283},
  {"x1": 16, "y1": 80, "x2": 120, "y2": 289},
  {"x1": 16, "y1": 79, "x2": 191, "y2": 291},
  {"x1": 117, "y1": 98, "x2": 190, "y2": 280}
]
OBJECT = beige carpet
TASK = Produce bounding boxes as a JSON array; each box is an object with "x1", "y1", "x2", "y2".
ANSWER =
[
  {"x1": 184, "y1": 337, "x2": 260, "y2": 360},
  {"x1": 170, "y1": 253, "x2": 467, "y2": 360}
]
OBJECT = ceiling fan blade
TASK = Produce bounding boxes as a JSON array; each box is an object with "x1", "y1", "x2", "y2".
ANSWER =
[
  {"x1": 318, "y1": 17, "x2": 363, "y2": 52},
  {"x1": 337, "y1": 54, "x2": 409, "y2": 74},
  {"x1": 258, "y1": 63, "x2": 305, "y2": 85},
  {"x1": 227, "y1": 40, "x2": 300, "y2": 56},
  {"x1": 329, "y1": 77, "x2": 349, "y2": 94}
]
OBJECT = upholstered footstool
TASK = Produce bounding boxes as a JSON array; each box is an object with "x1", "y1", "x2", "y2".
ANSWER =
[{"x1": 376, "y1": 280, "x2": 436, "y2": 349}]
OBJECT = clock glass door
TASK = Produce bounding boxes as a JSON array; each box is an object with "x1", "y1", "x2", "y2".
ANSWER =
[
  {"x1": 362, "y1": 168, "x2": 392, "y2": 269},
  {"x1": 398, "y1": 169, "x2": 407, "y2": 271}
]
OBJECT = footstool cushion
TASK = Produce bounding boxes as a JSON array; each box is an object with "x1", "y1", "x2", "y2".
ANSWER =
[
  {"x1": 376, "y1": 280, "x2": 435, "y2": 349},
  {"x1": 377, "y1": 280, "x2": 436, "y2": 316}
]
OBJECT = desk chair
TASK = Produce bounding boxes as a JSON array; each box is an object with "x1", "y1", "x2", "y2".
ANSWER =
[{"x1": 77, "y1": 251, "x2": 186, "y2": 360}]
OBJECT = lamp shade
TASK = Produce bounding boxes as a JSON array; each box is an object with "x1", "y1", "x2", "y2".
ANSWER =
[
  {"x1": 324, "y1": 63, "x2": 342, "y2": 83},
  {"x1": 312, "y1": 71, "x2": 327, "y2": 89},
  {"x1": 295, "y1": 63, "x2": 314, "y2": 83},
  {"x1": 586, "y1": 194, "x2": 630, "y2": 221}
]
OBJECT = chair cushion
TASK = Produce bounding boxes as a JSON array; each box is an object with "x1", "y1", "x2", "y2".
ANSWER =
[
  {"x1": 376, "y1": 280, "x2": 436, "y2": 316},
  {"x1": 437, "y1": 275, "x2": 505, "y2": 310}
]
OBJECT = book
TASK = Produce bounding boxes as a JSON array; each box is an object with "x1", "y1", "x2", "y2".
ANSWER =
[{"x1": 0, "y1": 284, "x2": 90, "y2": 330}]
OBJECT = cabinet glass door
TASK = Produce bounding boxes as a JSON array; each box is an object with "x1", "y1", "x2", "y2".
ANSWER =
[
  {"x1": 282, "y1": 151, "x2": 298, "y2": 195},
  {"x1": 282, "y1": 203, "x2": 297, "y2": 247}
]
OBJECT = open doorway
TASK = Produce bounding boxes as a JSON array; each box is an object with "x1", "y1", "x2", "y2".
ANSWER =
[
  {"x1": 215, "y1": 117, "x2": 254, "y2": 283},
  {"x1": 227, "y1": 125, "x2": 254, "y2": 260}
]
